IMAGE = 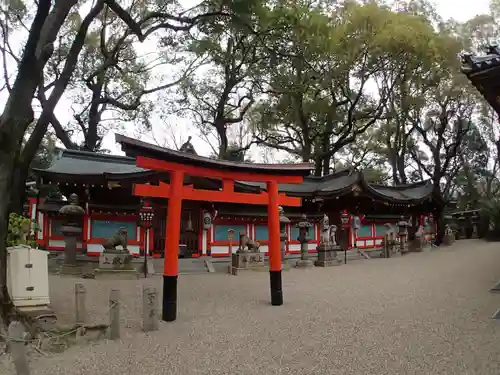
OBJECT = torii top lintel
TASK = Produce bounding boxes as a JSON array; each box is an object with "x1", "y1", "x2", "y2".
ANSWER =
[{"x1": 115, "y1": 134, "x2": 313, "y2": 207}]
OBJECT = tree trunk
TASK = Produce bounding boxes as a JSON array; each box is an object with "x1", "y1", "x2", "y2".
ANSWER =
[
  {"x1": 85, "y1": 73, "x2": 105, "y2": 151},
  {"x1": 434, "y1": 205, "x2": 445, "y2": 246},
  {"x1": 389, "y1": 150, "x2": 400, "y2": 185},
  {"x1": 8, "y1": 166, "x2": 29, "y2": 215},
  {"x1": 0, "y1": 0, "x2": 98, "y2": 327},
  {"x1": 397, "y1": 156, "x2": 407, "y2": 184},
  {"x1": 321, "y1": 128, "x2": 331, "y2": 176},
  {"x1": 0, "y1": 135, "x2": 21, "y2": 326},
  {"x1": 314, "y1": 156, "x2": 322, "y2": 177},
  {"x1": 215, "y1": 122, "x2": 228, "y2": 159}
]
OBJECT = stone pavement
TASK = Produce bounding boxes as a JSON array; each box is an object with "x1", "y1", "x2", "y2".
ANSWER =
[{"x1": 6, "y1": 239, "x2": 500, "y2": 375}]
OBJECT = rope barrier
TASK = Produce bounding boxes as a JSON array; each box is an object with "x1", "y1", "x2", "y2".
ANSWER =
[{"x1": 0, "y1": 301, "x2": 118, "y2": 343}]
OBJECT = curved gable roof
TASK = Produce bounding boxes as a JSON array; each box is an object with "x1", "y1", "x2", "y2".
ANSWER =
[
  {"x1": 115, "y1": 134, "x2": 313, "y2": 177},
  {"x1": 461, "y1": 47, "x2": 500, "y2": 116},
  {"x1": 235, "y1": 169, "x2": 434, "y2": 204},
  {"x1": 33, "y1": 149, "x2": 151, "y2": 178}
]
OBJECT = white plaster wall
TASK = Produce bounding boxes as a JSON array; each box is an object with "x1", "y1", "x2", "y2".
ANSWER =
[
  {"x1": 30, "y1": 203, "x2": 36, "y2": 222},
  {"x1": 49, "y1": 240, "x2": 83, "y2": 248},
  {"x1": 210, "y1": 246, "x2": 229, "y2": 255},
  {"x1": 38, "y1": 213, "x2": 44, "y2": 240},
  {"x1": 358, "y1": 240, "x2": 374, "y2": 247},
  {"x1": 49, "y1": 240, "x2": 64, "y2": 248},
  {"x1": 259, "y1": 245, "x2": 268, "y2": 253},
  {"x1": 202, "y1": 230, "x2": 207, "y2": 255},
  {"x1": 87, "y1": 218, "x2": 91, "y2": 239}
]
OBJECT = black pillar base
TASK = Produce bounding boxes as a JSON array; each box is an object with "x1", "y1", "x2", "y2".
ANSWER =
[
  {"x1": 269, "y1": 270, "x2": 283, "y2": 306},
  {"x1": 162, "y1": 275, "x2": 178, "y2": 322}
]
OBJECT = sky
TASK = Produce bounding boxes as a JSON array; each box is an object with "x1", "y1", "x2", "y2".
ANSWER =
[
  {"x1": 46, "y1": 0, "x2": 495, "y2": 160},
  {"x1": 434, "y1": 0, "x2": 490, "y2": 21}
]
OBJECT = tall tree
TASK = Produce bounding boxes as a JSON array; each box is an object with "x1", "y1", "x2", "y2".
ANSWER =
[
  {"x1": 409, "y1": 48, "x2": 475, "y2": 244},
  {"x1": 0, "y1": 0, "x2": 237, "y2": 326},
  {"x1": 251, "y1": 1, "x2": 439, "y2": 176},
  {"x1": 174, "y1": 0, "x2": 267, "y2": 159}
]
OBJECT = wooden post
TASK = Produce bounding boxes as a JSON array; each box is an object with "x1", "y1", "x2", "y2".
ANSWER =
[
  {"x1": 109, "y1": 289, "x2": 120, "y2": 340},
  {"x1": 267, "y1": 180, "x2": 283, "y2": 306},
  {"x1": 142, "y1": 286, "x2": 159, "y2": 332},
  {"x1": 163, "y1": 169, "x2": 184, "y2": 322},
  {"x1": 75, "y1": 283, "x2": 86, "y2": 325},
  {"x1": 8, "y1": 321, "x2": 30, "y2": 375}
]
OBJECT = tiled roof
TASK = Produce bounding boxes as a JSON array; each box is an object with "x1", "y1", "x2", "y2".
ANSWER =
[
  {"x1": 460, "y1": 46, "x2": 500, "y2": 116},
  {"x1": 35, "y1": 136, "x2": 436, "y2": 204},
  {"x1": 34, "y1": 149, "x2": 149, "y2": 176}
]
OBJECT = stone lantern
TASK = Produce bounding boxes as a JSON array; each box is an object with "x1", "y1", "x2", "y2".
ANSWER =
[
  {"x1": 295, "y1": 214, "x2": 313, "y2": 268},
  {"x1": 279, "y1": 206, "x2": 290, "y2": 266},
  {"x1": 58, "y1": 193, "x2": 85, "y2": 275},
  {"x1": 397, "y1": 216, "x2": 409, "y2": 254},
  {"x1": 338, "y1": 210, "x2": 350, "y2": 263}
]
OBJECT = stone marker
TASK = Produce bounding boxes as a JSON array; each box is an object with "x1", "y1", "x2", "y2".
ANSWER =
[
  {"x1": 8, "y1": 321, "x2": 30, "y2": 375},
  {"x1": 109, "y1": 289, "x2": 120, "y2": 340},
  {"x1": 142, "y1": 286, "x2": 159, "y2": 332},
  {"x1": 75, "y1": 283, "x2": 86, "y2": 325}
]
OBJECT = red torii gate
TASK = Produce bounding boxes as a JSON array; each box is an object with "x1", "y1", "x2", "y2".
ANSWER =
[{"x1": 116, "y1": 135, "x2": 312, "y2": 322}]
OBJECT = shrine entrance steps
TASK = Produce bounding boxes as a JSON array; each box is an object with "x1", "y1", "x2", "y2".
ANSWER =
[{"x1": 152, "y1": 258, "x2": 210, "y2": 275}]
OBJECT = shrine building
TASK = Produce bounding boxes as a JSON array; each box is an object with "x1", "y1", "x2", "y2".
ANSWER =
[
  {"x1": 29, "y1": 134, "x2": 440, "y2": 258},
  {"x1": 461, "y1": 46, "x2": 500, "y2": 117}
]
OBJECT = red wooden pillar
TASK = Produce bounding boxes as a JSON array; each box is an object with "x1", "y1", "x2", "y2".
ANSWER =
[
  {"x1": 267, "y1": 180, "x2": 283, "y2": 306},
  {"x1": 163, "y1": 169, "x2": 184, "y2": 321}
]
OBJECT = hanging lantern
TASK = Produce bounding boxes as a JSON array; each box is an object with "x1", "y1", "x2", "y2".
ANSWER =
[
  {"x1": 340, "y1": 210, "x2": 350, "y2": 229},
  {"x1": 186, "y1": 212, "x2": 194, "y2": 232},
  {"x1": 139, "y1": 204, "x2": 154, "y2": 229},
  {"x1": 203, "y1": 210, "x2": 212, "y2": 230}
]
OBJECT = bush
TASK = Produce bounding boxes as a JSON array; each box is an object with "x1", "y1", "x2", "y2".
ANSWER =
[
  {"x1": 7, "y1": 213, "x2": 39, "y2": 247},
  {"x1": 480, "y1": 200, "x2": 500, "y2": 241}
]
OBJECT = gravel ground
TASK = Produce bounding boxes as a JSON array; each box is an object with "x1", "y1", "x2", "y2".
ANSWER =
[{"x1": 3, "y1": 239, "x2": 500, "y2": 374}]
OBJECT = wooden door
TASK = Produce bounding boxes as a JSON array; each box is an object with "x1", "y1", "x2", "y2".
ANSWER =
[
  {"x1": 180, "y1": 209, "x2": 200, "y2": 257},
  {"x1": 152, "y1": 207, "x2": 200, "y2": 257}
]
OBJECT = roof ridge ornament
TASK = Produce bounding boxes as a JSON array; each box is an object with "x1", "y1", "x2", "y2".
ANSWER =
[{"x1": 179, "y1": 136, "x2": 198, "y2": 155}]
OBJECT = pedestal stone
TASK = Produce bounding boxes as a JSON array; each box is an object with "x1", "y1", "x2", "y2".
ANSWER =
[
  {"x1": 295, "y1": 259, "x2": 314, "y2": 268},
  {"x1": 409, "y1": 237, "x2": 424, "y2": 252},
  {"x1": 315, "y1": 244, "x2": 341, "y2": 267},
  {"x1": 443, "y1": 232, "x2": 455, "y2": 246},
  {"x1": 230, "y1": 252, "x2": 266, "y2": 275},
  {"x1": 94, "y1": 252, "x2": 138, "y2": 279},
  {"x1": 59, "y1": 264, "x2": 83, "y2": 275}
]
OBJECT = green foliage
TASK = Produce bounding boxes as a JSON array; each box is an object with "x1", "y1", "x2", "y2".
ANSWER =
[
  {"x1": 480, "y1": 199, "x2": 500, "y2": 240},
  {"x1": 248, "y1": 0, "x2": 454, "y2": 176},
  {"x1": 7, "y1": 213, "x2": 39, "y2": 247}
]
